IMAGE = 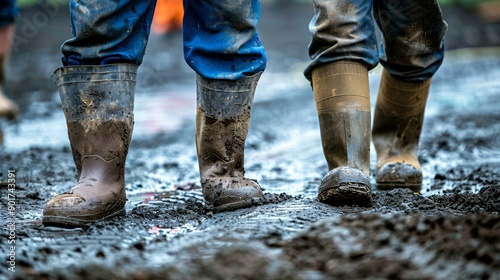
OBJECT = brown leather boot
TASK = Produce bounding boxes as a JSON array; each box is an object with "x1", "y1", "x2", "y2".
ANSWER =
[
  {"x1": 42, "y1": 64, "x2": 137, "y2": 227},
  {"x1": 312, "y1": 61, "x2": 371, "y2": 206},
  {"x1": 0, "y1": 55, "x2": 19, "y2": 120},
  {"x1": 372, "y1": 70, "x2": 430, "y2": 191},
  {"x1": 196, "y1": 73, "x2": 263, "y2": 212}
]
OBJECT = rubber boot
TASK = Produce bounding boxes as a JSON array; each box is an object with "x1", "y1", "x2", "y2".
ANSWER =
[
  {"x1": 0, "y1": 55, "x2": 19, "y2": 120},
  {"x1": 312, "y1": 61, "x2": 371, "y2": 206},
  {"x1": 42, "y1": 64, "x2": 137, "y2": 227},
  {"x1": 196, "y1": 73, "x2": 263, "y2": 212},
  {"x1": 372, "y1": 70, "x2": 430, "y2": 191}
]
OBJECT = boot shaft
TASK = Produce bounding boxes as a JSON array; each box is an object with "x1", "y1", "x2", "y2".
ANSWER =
[
  {"x1": 0, "y1": 55, "x2": 19, "y2": 120},
  {"x1": 196, "y1": 73, "x2": 260, "y2": 178},
  {"x1": 372, "y1": 70, "x2": 430, "y2": 156},
  {"x1": 312, "y1": 62, "x2": 371, "y2": 175},
  {"x1": 53, "y1": 64, "x2": 137, "y2": 176},
  {"x1": 373, "y1": 70, "x2": 430, "y2": 119},
  {"x1": 195, "y1": 74, "x2": 264, "y2": 208},
  {"x1": 53, "y1": 64, "x2": 137, "y2": 125},
  {"x1": 196, "y1": 74, "x2": 259, "y2": 119},
  {"x1": 372, "y1": 70, "x2": 431, "y2": 187},
  {"x1": 312, "y1": 62, "x2": 371, "y2": 114}
]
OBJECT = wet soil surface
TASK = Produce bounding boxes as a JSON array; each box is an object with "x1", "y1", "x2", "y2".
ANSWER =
[{"x1": 1, "y1": 2, "x2": 500, "y2": 279}]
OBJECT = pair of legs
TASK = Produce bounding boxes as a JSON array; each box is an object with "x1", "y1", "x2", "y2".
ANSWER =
[
  {"x1": 305, "y1": 0, "x2": 447, "y2": 205},
  {"x1": 43, "y1": 0, "x2": 267, "y2": 227},
  {"x1": 0, "y1": 0, "x2": 20, "y2": 143}
]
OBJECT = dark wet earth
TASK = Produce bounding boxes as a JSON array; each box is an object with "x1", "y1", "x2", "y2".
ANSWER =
[{"x1": 1, "y1": 2, "x2": 500, "y2": 279}]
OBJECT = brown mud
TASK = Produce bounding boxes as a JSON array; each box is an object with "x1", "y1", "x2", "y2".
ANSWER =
[{"x1": 1, "y1": 2, "x2": 499, "y2": 279}]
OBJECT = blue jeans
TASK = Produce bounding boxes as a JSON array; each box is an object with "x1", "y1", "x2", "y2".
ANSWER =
[
  {"x1": 0, "y1": 0, "x2": 17, "y2": 27},
  {"x1": 304, "y1": 0, "x2": 447, "y2": 82},
  {"x1": 61, "y1": 0, "x2": 267, "y2": 80}
]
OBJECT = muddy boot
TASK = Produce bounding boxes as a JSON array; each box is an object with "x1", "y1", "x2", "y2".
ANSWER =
[
  {"x1": 196, "y1": 73, "x2": 264, "y2": 212},
  {"x1": 0, "y1": 56, "x2": 19, "y2": 120},
  {"x1": 42, "y1": 64, "x2": 137, "y2": 227},
  {"x1": 312, "y1": 61, "x2": 371, "y2": 206},
  {"x1": 372, "y1": 70, "x2": 430, "y2": 191}
]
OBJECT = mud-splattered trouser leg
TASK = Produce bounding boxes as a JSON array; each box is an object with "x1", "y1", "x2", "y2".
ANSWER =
[
  {"x1": 304, "y1": 0, "x2": 447, "y2": 82},
  {"x1": 183, "y1": 0, "x2": 267, "y2": 80},
  {"x1": 373, "y1": 0, "x2": 447, "y2": 82},
  {"x1": 60, "y1": 0, "x2": 156, "y2": 66}
]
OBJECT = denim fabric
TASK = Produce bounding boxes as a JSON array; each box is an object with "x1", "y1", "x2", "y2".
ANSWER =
[
  {"x1": 61, "y1": 0, "x2": 157, "y2": 66},
  {"x1": 183, "y1": 0, "x2": 267, "y2": 80},
  {"x1": 305, "y1": 0, "x2": 447, "y2": 82},
  {"x1": 61, "y1": 0, "x2": 267, "y2": 80},
  {"x1": 0, "y1": 0, "x2": 18, "y2": 27}
]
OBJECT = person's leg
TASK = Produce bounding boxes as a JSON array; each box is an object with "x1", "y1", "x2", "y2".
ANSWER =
[
  {"x1": 372, "y1": 0, "x2": 447, "y2": 189},
  {"x1": 61, "y1": 0, "x2": 155, "y2": 66},
  {"x1": 0, "y1": 0, "x2": 19, "y2": 121},
  {"x1": 183, "y1": 0, "x2": 266, "y2": 80},
  {"x1": 304, "y1": 0, "x2": 378, "y2": 80},
  {"x1": 43, "y1": 0, "x2": 156, "y2": 227},
  {"x1": 305, "y1": 0, "x2": 378, "y2": 206},
  {"x1": 183, "y1": 0, "x2": 267, "y2": 211}
]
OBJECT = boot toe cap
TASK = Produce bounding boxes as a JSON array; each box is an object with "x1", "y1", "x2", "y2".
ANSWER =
[
  {"x1": 203, "y1": 178, "x2": 263, "y2": 212},
  {"x1": 215, "y1": 186, "x2": 263, "y2": 206},
  {"x1": 43, "y1": 193, "x2": 125, "y2": 227},
  {"x1": 318, "y1": 167, "x2": 371, "y2": 206},
  {"x1": 46, "y1": 193, "x2": 86, "y2": 207}
]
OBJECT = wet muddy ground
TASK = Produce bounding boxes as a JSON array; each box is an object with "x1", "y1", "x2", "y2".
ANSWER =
[{"x1": 1, "y1": 2, "x2": 500, "y2": 279}]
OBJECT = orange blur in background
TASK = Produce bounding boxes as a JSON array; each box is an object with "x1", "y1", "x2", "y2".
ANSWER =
[{"x1": 152, "y1": 0, "x2": 184, "y2": 34}]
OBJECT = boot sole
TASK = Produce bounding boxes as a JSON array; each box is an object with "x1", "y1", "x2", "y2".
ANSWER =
[
  {"x1": 42, "y1": 208, "x2": 126, "y2": 228},
  {"x1": 318, "y1": 183, "x2": 371, "y2": 207},
  {"x1": 376, "y1": 182, "x2": 422, "y2": 192},
  {"x1": 212, "y1": 197, "x2": 264, "y2": 213}
]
